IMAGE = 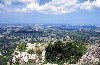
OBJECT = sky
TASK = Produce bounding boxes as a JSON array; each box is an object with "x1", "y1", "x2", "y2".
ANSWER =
[{"x1": 0, "y1": 0, "x2": 100, "y2": 25}]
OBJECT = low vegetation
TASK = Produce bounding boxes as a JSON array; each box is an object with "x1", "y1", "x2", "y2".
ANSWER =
[
  {"x1": 0, "y1": 56, "x2": 8, "y2": 65},
  {"x1": 27, "y1": 49, "x2": 34, "y2": 54},
  {"x1": 17, "y1": 43, "x2": 27, "y2": 52},
  {"x1": 45, "y1": 41, "x2": 87, "y2": 64}
]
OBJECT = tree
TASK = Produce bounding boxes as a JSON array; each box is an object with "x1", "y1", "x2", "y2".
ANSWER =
[{"x1": 45, "y1": 41, "x2": 87, "y2": 64}]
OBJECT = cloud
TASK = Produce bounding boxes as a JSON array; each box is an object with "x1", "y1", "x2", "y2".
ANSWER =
[
  {"x1": 0, "y1": 2, "x2": 11, "y2": 13},
  {"x1": 16, "y1": 0, "x2": 38, "y2": 4},
  {"x1": 38, "y1": 0, "x2": 79, "y2": 14},
  {"x1": 80, "y1": 0, "x2": 100, "y2": 10},
  {"x1": 0, "y1": 0, "x2": 100, "y2": 14},
  {"x1": 21, "y1": 0, "x2": 79, "y2": 14}
]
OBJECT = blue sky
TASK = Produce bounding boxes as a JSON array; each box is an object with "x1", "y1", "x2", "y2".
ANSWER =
[{"x1": 0, "y1": 0, "x2": 100, "y2": 25}]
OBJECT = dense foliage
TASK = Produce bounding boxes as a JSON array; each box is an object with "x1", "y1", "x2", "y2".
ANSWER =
[
  {"x1": 0, "y1": 56, "x2": 8, "y2": 65},
  {"x1": 66, "y1": 29, "x2": 100, "y2": 43},
  {"x1": 45, "y1": 41, "x2": 87, "y2": 64}
]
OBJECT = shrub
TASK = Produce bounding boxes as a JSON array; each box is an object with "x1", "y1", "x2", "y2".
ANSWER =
[
  {"x1": 0, "y1": 56, "x2": 8, "y2": 65},
  {"x1": 18, "y1": 43, "x2": 27, "y2": 52},
  {"x1": 28, "y1": 59, "x2": 34, "y2": 63},
  {"x1": 45, "y1": 41, "x2": 87, "y2": 64},
  {"x1": 27, "y1": 49, "x2": 34, "y2": 54},
  {"x1": 35, "y1": 49, "x2": 42, "y2": 56}
]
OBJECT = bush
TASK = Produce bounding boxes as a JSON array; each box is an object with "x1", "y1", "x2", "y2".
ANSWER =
[
  {"x1": 27, "y1": 49, "x2": 34, "y2": 54},
  {"x1": 18, "y1": 43, "x2": 27, "y2": 52},
  {"x1": 28, "y1": 59, "x2": 34, "y2": 63},
  {"x1": 97, "y1": 61, "x2": 100, "y2": 65},
  {"x1": 0, "y1": 56, "x2": 8, "y2": 65},
  {"x1": 35, "y1": 49, "x2": 42, "y2": 56},
  {"x1": 45, "y1": 41, "x2": 87, "y2": 64}
]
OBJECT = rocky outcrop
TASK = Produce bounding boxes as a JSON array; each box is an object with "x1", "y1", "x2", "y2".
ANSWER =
[
  {"x1": 12, "y1": 43, "x2": 47, "y2": 65},
  {"x1": 78, "y1": 44, "x2": 100, "y2": 65}
]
